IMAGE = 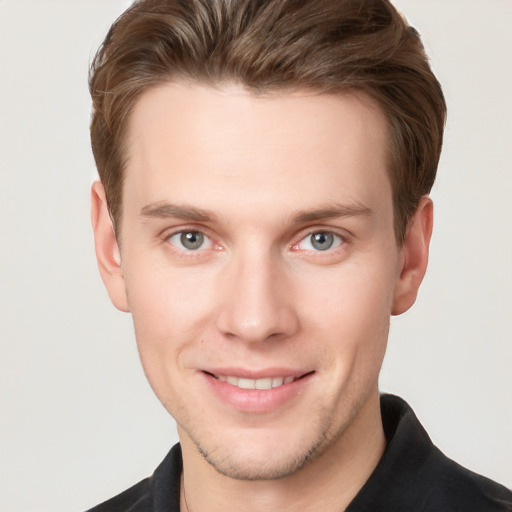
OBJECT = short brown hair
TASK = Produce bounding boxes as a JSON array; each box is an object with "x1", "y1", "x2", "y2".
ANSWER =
[{"x1": 89, "y1": 0, "x2": 446, "y2": 243}]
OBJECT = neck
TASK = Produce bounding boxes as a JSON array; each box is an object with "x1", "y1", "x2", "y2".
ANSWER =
[{"x1": 179, "y1": 392, "x2": 385, "y2": 512}]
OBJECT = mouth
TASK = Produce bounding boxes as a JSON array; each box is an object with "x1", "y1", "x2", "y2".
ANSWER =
[
  {"x1": 202, "y1": 370, "x2": 314, "y2": 412},
  {"x1": 204, "y1": 372, "x2": 313, "y2": 390}
]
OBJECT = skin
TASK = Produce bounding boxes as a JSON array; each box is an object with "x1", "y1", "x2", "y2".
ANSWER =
[{"x1": 92, "y1": 83, "x2": 432, "y2": 512}]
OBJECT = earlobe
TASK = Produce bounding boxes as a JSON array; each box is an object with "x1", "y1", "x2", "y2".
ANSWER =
[
  {"x1": 91, "y1": 181, "x2": 130, "y2": 312},
  {"x1": 392, "y1": 196, "x2": 433, "y2": 316}
]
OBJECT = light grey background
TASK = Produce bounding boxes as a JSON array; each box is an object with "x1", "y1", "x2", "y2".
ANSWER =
[{"x1": 0, "y1": 1, "x2": 510, "y2": 510}]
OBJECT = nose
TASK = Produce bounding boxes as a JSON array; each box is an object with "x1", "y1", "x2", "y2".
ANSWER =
[{"x1": 215, "y1": 248, "x2": 299, "y2": 344}]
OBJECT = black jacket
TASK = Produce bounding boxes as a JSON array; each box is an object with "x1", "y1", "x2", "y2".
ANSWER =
[{"x1": 87, "y1": 394, "x2": 512, "y2": 511}]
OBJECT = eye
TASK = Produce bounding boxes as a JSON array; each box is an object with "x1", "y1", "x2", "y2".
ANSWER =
[
  {"x1": 297, "y1": 231, "x2": 343, "y2": 252},
  {"x1": 168, "y1": 230, "x2": 213, "y2": 251}
]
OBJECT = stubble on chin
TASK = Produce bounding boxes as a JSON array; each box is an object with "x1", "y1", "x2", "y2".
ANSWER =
[
  {"x1": 197, "y1": 428, "x2": 330, "y2": 481},
  {"x1": 189, "y1": 400, "x2": 365, "y2": 481}
]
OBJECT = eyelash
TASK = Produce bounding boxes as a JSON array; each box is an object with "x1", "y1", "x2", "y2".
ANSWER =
[
  {"x1": 162, "y1": 227, "x2": 349, "y2": 257},
  {"x1": 292, "y1": 231, "x2": 345, "y2": 253},
  {"x1": 163, "y1": 227, "x2": 218, "y2": 256}
]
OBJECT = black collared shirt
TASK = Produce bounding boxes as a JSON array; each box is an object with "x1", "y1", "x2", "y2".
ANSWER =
[{"x1": 86, "y1": 395, "x2": 512, "y2": 511}]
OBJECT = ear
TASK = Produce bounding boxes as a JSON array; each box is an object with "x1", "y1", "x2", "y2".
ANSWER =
[
  {"x1": 91, "y1": 181, "x2": 130, "y2": 312},
  {"x1": 392, "y1": 196, "x2": 433, "y2": 315}
]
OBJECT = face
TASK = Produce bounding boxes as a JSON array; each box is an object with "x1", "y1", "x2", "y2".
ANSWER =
[{"x1": 93, "y1": 83, "x2": 427, "y2": 480}]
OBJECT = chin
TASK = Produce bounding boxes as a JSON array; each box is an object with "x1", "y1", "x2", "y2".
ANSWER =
[
  {"x1": 200, "y1": 443, "x2": 322, "y2": 481},
  {"x1": 175, "y1": 372, "x2": 380, "y2": 481},
  {"x1": 189, "y1": 418, "x2": 337, "y2": 481}
]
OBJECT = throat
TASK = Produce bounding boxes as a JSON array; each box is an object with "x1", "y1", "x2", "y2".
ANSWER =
[{"x1": 177, "y1": 392, "x2": 386, "y2": 512}]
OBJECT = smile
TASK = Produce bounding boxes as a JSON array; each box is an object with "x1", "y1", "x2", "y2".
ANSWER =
[
  {"x1": 213, "y1": 375, "x2": 296, "y2": 390},
  {"x1": 203, "y1": 371, "x2": 314, "y2": 412}
]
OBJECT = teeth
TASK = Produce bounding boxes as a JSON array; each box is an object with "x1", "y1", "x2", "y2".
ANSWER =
[
  {"x1": 255, "y1": 378, "x2": 273, "y2": 390},
  {"x1": 215, "y1": 375, "x2": 296, "y2": 389},
  {"x1": 226, "y1": 376, "x2": 238, "y2": 386},
  {"x1": 238, "y1": 378, "x2": 255, "y2": 389},
  {"x1": 272, "y1": 377, "x2": 284, "y2": 388}
]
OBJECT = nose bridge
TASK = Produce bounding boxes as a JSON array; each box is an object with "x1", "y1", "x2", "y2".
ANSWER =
[{"x1": 216, "y1": 242, "x2": 297, "y2": 343}]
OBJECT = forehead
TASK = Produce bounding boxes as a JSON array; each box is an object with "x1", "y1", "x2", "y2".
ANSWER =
[{"x1": 123, "y1": 82, "x2": 391, "y2": 221}]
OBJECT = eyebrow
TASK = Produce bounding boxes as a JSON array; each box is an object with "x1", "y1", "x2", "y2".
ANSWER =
[
  {"x1": 140, "y1": 200, "x2": 373, "y2": 224},
  {"x1": 140, "y1": 202, "x2": 217, "y2": 222},
  {"x1": 291, "y1": 203, "x2": 373, "y2": 224}
]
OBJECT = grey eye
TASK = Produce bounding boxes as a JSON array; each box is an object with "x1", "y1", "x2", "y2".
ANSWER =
[
  {"x1": 169, "y1": 230, "x2": 211, "y2": 251},
  {"x1": 310, "y1": 232, "x2": 335, "y2": 251},
  {"x1": 295, "y1": 231, "x2": 343, "y2": 253},
  {"x1": 180, "y1": 231, "x2": 204, "y2": 250}
]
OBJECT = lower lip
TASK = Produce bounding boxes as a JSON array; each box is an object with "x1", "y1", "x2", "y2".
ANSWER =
[{"x1": 202, "y1": 372, "x2": 313, "y2": 413}]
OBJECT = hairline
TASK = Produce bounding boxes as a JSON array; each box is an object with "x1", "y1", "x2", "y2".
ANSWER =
[{"x1": 111, "y1": 77, "x2": 403, "y2": 245}]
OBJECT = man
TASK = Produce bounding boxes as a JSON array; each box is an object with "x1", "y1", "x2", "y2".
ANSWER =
[{"x1": 86, "y1": 0, "x2": 512, "y2": 510}]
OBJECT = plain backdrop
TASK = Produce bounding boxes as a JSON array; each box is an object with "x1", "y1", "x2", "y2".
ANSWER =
[{"x1": 0, "y1": 1, "x2": 511, "y2": 510}]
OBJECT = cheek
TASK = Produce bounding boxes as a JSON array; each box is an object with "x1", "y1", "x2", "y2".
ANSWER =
[
  {"x1": 297, "y1": 257, "x2": 396, "y2": 374},
  {"x1": 124, "y1": 270, "x2": 201, "y2": 405},
  {"x1": 123, "y1": 262, "x2": 224, "y2": 385},
  {"x1": 302, "y1": 260, "x2": 396, "y2": 328},
  {"x1": 125, "y1": 262, "x2": 210, "y2": 337}
]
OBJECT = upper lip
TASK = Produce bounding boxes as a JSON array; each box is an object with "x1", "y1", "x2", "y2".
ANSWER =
[{"x1": 202, "y1": 368, "x2": 312, "y2": 379}]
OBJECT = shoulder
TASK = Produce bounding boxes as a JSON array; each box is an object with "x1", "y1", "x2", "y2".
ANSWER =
[
  {"x1": 84, "y1": 444, "x2": 183, "y2": 512},
  {"x1": 85, "y1": 478, "x2": 152, "y2": 512},
  {"x1": 423, "y1": 446, "x2": 512, "y2": 512},
  {"x1": 348, "y1": 395, "x2": 512, "y2": 512}
]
